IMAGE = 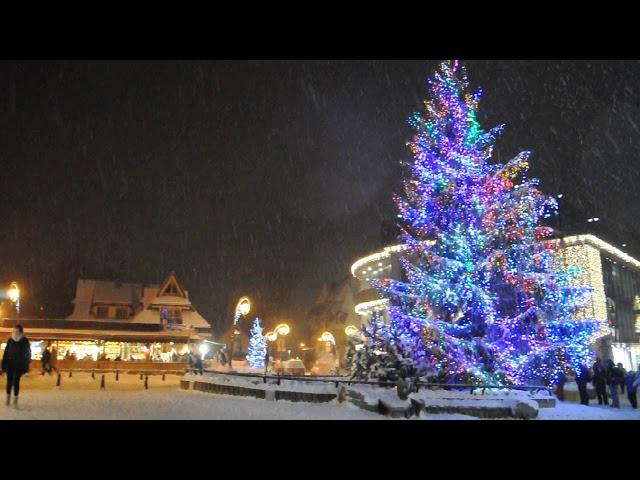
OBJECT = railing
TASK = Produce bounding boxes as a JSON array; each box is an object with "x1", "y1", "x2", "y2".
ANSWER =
[{"x1": 200, "y1": 369, "x2": 553, "y2": 395}]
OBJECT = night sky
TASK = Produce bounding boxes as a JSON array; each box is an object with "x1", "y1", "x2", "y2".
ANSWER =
[{"x1": 1, "y1": 60, "x2": 639, "y2": 334}]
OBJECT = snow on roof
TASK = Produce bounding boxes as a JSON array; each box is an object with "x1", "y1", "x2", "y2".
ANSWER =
[
  {"x1": 150, "y1": 295, "x2": 192, "y2": 307},
  {"x1": 93, "y1": 281, "x2": 141, "y2": 305}
]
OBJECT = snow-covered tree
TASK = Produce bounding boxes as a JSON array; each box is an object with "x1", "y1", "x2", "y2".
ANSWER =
[
  {"x1": 246, "y1": 317, "x2": 266, "y2": 369},
  {"x1": 355, "y1": 60, "x2": 607, "y2": 388}
]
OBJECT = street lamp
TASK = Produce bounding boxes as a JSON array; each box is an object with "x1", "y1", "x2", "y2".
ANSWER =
[
  {"x1": 229, "y1": 296, "x2": 251, "y2": 369},
  {"x1": 7, "y1": 282, "x2": 19, "y2": 317},
  {"x1": 274, "y1": 323, "x2": 290, "y2": 371},
  {"x1": 344, "y1": 325, "x2": 359, "y2": 337}
]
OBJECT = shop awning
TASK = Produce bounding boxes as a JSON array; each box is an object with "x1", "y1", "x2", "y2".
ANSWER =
[{"x1": 0, "y1": 327, "x2": 199, "y2": 343}]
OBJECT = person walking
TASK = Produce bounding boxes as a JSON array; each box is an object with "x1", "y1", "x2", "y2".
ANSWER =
[
  {"x1": 617, "y1": 363, "x2": 627, "y2": 394},
  {"x1": 592, "y1": 358, "x2": 608, "y2": 405},
  {"x1": 576, "y1": 364, "x2": 592, "y2": 406},
  {"x1": 625, "y1": 368, "x2": 638, "y2": 409},
  {"x1": 41, "y1": 347, "x2": 52, "y2": 375},
  {"x1": 606, "y1": 359, "x2": 623, "y2": 408},
  {"x1": 50, "y1": 345, "x2": 58, "y2": 373},
  {"x1": 1, "y1": 325, "x2": 31, "y2": 408},
  {"x1": 555, "y1": 370, "x2": 567, "y2": 401}
]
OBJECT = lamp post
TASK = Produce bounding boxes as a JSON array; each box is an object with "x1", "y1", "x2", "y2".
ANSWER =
[
  {"x1": 229, "y1": 296, "x2": 250, "y2": 369},
  {"x1": 274, "y1": 323, "x2": 290, "y2": 373},
  {"x1": 7, "y1": 282, "x2": 20, "y2": 317}
]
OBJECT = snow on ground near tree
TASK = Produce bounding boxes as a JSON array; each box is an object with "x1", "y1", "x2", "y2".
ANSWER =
[
  {"x1": 0, "y1": 372, "x2": 383, "y2": 420},
  {"x1": 1, "y1": 372, "x2": 638, "y2": 420}
]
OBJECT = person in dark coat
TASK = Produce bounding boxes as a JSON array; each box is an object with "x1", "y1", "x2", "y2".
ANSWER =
[
  {"x1": 617, "y1": 363, "x2": 627, "y2": 394},
  {"x1": 41, "y1": 347, "x2": 52, "y2": 375},
  {"x1": 575, "y1": 364, "x2": 592, "y2": 406},
  {"x1": 1, "y1": 325, "x2": 31, "y2": 407},
  {"x1": 592, "y1": 358, "x2": 608, "y2": 405},
  {"x1": 264, "y1": 345, "x2": 270, "y2": 374},
  {"x1": 625, "y1": 369, "x2": 638, "y2": 409},
  {"x1": 606, "y1": 359, "x2": 623, "y2": 408}
]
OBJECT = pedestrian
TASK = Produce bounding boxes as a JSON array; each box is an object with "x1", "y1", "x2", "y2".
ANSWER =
[
  {"x1": 555, "y1": 370, "x2": 567, "y2": 401},
  {"x1": 617, "y1": 363, "x2": 627, "y2": 394},
  {"x1": 264, "y1": 345, "x2": 270, "y2": 374},
  {"x1": 606, "y1": 359, "x2": 623, "y2": 408},
  {"x1": 592, "y1": 358, "x2": 608, "y2": 405},
  {"x1": 1, "y1": 325, "x2": 32, "y2": 408},
  {"x1": 625, "y1": 369, "x2": 638, "y2": 409},
  {"x1": 575, "y1": 364, "x2": 592, "y2": 406},
  {"x1": 50, "y1": 345, "x2": 58, "y2": 373},
  {"x1": 41, "y1": 347, "x2": 52, "y2": 375}
]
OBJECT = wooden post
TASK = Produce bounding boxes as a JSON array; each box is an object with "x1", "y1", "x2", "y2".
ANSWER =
[
  {"x1": 162, "y1": 373, "x2": 165, "y2": 381},
  {"x1": 56, "y1": 373, "x2": 61, "y2": 387},
  {"x1": 69, "y1": 369, "x2": 73, "y2": 378},
  {"x1": 144, "y1": 375, "x2": 148, "y2": 389},
  {"x1": 92, "y1": 371, "x2": 95, "y2": 379},
  {"x1": 100, "y1": 374, "x2": 105, "y2": 390},
  {"x1": 115, "y1": 371, "x2": 119, "y2": 381}
]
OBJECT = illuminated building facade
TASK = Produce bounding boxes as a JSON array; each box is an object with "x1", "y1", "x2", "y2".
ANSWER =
[{"x1": 0, "y1": 273, "x2": 211, "y2": 362}]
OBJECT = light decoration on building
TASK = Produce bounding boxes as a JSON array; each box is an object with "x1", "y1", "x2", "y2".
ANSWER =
[
  {"x1": 355, "y1": 60, "x2": 606, "y2": 387},
  {"x1": 350, "y1": 245, "x2": 408, "y2": 278},
  {"x1": 355, "y1": 298, "x2": 389, "y2": 316},
  {"x1": 560, "y1": 235, "x2": 640, "y2": 272}
]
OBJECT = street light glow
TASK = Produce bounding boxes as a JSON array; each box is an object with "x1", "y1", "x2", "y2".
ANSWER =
[
  {"x1": 7, "y1": 282, "x2": 19, "y2": 304},
  {"x1": 344, "y1": 325, "x2": 359, "y2": 337},
  {"x1": 275, "y1": 323, "x2": 290, "y2": 336}
]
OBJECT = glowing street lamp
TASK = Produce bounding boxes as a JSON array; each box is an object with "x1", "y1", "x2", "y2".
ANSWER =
[
  {"x1": 234, "y1": 297, "x2": 251, "y2": 324},
  {"x1": 274, "y1": 323, "x2": 290, "y2": 368},
  {"x1": 229, "y1": 296, "x2": 251, "y2": 369},
  {"x1": 344, "y1": 325, "x2": 359, "y2": 337},
  {"x1": 7, "y1": 282, "x2": 20, "y2": 316}
]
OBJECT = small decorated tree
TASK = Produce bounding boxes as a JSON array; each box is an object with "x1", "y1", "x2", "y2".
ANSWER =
[{"x1": 246, "y1": 317, "x2": 267, "y2": 369}]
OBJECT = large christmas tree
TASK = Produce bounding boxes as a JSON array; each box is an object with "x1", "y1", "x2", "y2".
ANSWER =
[
  {"x1": 356, "y1": 60, "x2": 606, "y2": 387},
  {"x1": 246, "y1": 317, "x2": 266, "y2": 369}
]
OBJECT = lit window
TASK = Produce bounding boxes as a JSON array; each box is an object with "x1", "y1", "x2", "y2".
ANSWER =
[{"x1": 96, "y1": 306, "x2": 108, "y2": 318}]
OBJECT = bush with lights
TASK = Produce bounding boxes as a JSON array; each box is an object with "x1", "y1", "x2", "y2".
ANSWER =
[
  {"x1": 354, "y1": 60, "x2": 607, "y2": 389},
  {"x1": 246, "y1": 317, "x2": 266, "y2": 369}
]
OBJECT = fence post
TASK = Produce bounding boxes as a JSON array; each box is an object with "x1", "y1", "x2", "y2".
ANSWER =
[
  {"x1": 92, "y1": 371, "x2": 95, "y2": 379},
  {"x1": 56, "y1": 373, "x2": 61, "y2": 387},
  {"x1": 100, "y1": 374, "x2": 105, "y2": 390},
  {"x1": 116, "y1": 371, "x2": 119, "y2": 381},
  {"x1": 144, "y1": 375, "x2": 148, "y2": 390},
  {"x1": 69, "y1": 369, "x2": 73, "y2": 378},
  {"x1": 162, "y1": 373, "x2": 165, "y2": 381}
]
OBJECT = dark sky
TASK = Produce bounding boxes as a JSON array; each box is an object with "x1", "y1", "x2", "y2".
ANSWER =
[{"x1": 1, "y1": 60, "x2": 639, "y2": 334}]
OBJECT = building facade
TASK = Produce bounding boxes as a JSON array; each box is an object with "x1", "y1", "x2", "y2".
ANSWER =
[{"x1": 0, "y1": 273, "x2": 211, "y2": 362}]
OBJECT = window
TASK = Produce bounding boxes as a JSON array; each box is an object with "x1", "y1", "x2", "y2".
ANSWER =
[
  {"x1": 96, "y1": 306, "x2": 108, "y2": 318},
  {"x1": 116, "y1": 308, "x2": 128, "y2": 319},
  {"x1": 160, "y1": 308, "x2": 182, "y2": 325}
]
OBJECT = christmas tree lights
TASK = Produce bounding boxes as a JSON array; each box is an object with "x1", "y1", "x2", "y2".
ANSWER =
[
  {"x1": 246, "y1": 317, "x2": 266, "y2": 369},
  {"x1": 355, "y1": 60, "x2": 607, "y2": 388}
]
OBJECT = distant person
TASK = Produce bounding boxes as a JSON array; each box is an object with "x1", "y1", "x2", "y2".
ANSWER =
[
  {"x1": 50, "y1": 346, "x2": 58, "y2": 373},
  {"x1": 592, "y1": 358, "x2": 608, "y2": 405},
  {"x1": 1, "y1": 325, "x2": 31, "y2": 408},
  {"x1": 617, "y1": 363, "x2": 627, "y2": 394},
  {"x1": 41, "y1": 347, "x2": 52, "y2": 375},
  {"x1": 606, "y1": 359, "x2": 623, "y2": 408},
  {"x1": 575, "y1": 364, "x2": 592, "y2": 406},
  {"x1": 189, "y1": 352, "x2": 203, "y2": 375},
  {"x1": 555, "y1": 370, "x2": 567, "y2": 401},
  {"x1": 625, "y1": 368, "x2": 638, "y2": 409}
]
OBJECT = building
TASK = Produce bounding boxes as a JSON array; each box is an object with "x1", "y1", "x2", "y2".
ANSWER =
[
  {"x1": 349, "y1": 235, "x2": 640, "y2": 371},
  {"x1": 0, "y1": 272, "x2": 212, "y2": 362}
]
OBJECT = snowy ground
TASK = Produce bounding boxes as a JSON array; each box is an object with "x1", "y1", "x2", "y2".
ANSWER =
[{"x1": 1, "y1": 372, "x2": 638, "y2": 420}]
